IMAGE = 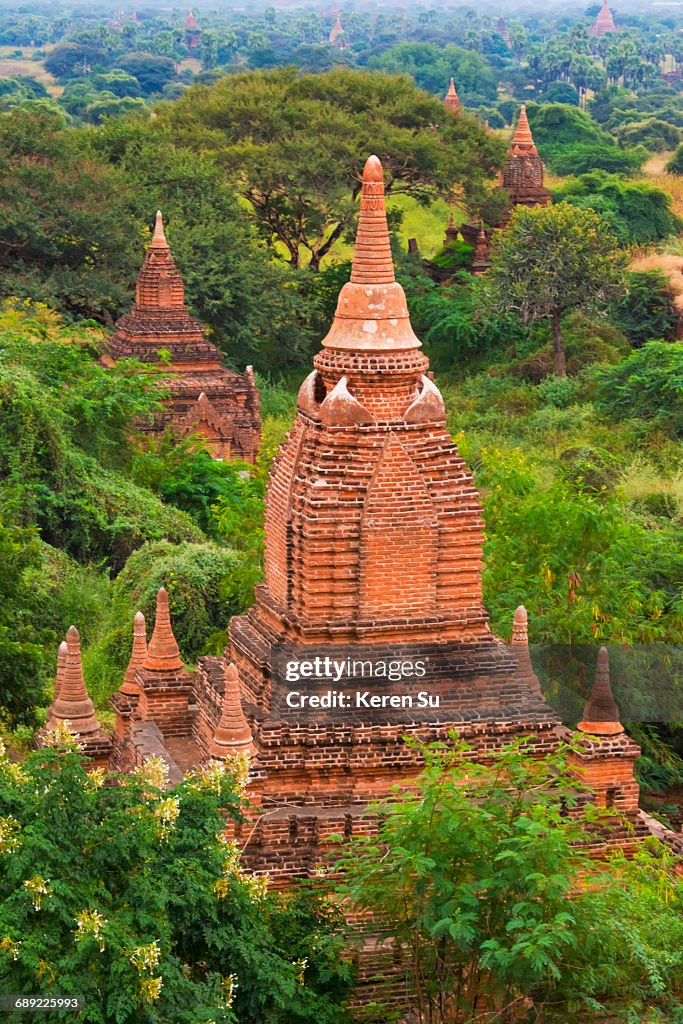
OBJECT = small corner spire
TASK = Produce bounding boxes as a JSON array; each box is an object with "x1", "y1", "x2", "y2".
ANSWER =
[
  {"x1": 511, "y1": 605, "x2": 541, "y2": 695},
  {"x1": 578, "y1": 646, "x2": 623, "y2": 735},
  {"x1": 143, "y1": 588, "x2": 184, "y2": 673},
  {"x1": 120, "y1": 611, "x2": 147, "y2": 698},
  {"x1": 208, "y1": 661, "x2": 254, "y2": 758},
  {"x1": 50, "y1": 626, "x2": 102, "y2": 737}
]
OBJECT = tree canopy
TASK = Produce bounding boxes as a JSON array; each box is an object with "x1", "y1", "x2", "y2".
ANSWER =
[
  {"x1": 485, "y1": 204, "x2": 627, "y2": 376},
  {"x1": 155, "y1": 67, "x2": 505, "y2": 269}
]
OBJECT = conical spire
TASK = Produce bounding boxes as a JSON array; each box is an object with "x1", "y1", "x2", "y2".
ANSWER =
[
  {"x1": 321, "y1": 155, "x2": 421, "y2": 353},
  {"x1": 208, "y1": 662, "x2": 254, "y2": 758},
  {"x1": 132, "y1": 210, "x2": 186, "y2": 310},
  {"x1": 578, "y1": 647, "x2": 623, "y2": 735},
  {"x1": 120, "y1": 611, "x2": 147, "y2": 698},
  {"x1": 50, "y1": 627, "x2": 102, "y2": 737},
  {"x1": 511, "y1": 606, "x2": 541, "y2": 695},
  {"x1": 46, "y1": 641, "x2": 68, "y2": 726},
  {"x1": 350, "y1": 155, "x2": 395, "y2": 287},
  {"x1": 511, "y1": 105, "x2": 536, "y2": 151},
  {"x1": 444, "y1": 78, "x2": 461, "y2": 114},
  {"x1": 150, "y1": 210, "x2": 168, "y2": 248},
  {"x1": 143, "y1": 588, "x2": 184, "y2": 673}
]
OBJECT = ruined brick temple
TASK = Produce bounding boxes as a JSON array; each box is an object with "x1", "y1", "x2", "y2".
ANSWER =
[
  {"x1": 455, "y1": 105, "x2": 552, "y2": 273},
  {"x1": 39, "y1": 156, "x2": 677, "y2": 892},
  {"x1": 102, "y1": 212, "x2": 261, "y2": 463}
]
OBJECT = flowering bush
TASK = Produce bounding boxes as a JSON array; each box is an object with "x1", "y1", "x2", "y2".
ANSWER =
[{"x1": 0, "y1": 744, "x2": 351, "y2": 1023}]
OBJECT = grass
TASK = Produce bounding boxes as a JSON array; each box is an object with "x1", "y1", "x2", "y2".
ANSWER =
[{"x1": 0, "y1": 46, "x2": 61, "y2": 97}]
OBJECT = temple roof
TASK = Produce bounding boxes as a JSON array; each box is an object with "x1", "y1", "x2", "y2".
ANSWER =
[
  {"x1": 444, "y1": 78, "x2": 461, "y2": 114},
  {"x1": 320, "y1": 155, "x2": 421, "y2": 353}
]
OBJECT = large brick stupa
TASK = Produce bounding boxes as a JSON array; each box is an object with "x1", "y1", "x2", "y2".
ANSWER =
[
  {"x1": 102, "y1": 158, "x2": 659, "y2": 891},
  {"x1": 102, "y1": 212, "x2": 261, "y2": 463},
  {"x1": 225, "y1": 156, "x2": 568, "y2": 878}
]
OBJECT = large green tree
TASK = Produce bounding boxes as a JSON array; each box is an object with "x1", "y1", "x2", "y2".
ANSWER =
[
  {"x1": 485, "y1": 204, "x2": 626, "y2": 376},
  {"x1": 155, "y1": 68, "x2": 505, "y2": 269}
]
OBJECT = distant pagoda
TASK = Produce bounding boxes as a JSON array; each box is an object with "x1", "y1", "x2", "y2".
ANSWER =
[
  {"x1": 329, "y1": 12, "x2": 346, "y2": 48},
  {"x1": 102, "y1": 212, "x2": 261, "y2": 463},
  {"x1": 185, "y1": 9, "x2": 201, "y2": 48},
  {"x1": 589, "y1": 0, "x2": 618, "y2": 36},
  {"x1": 496, "y1": 14, "x2": 512, "y2": 47},
  {"x1": 457, "y1": 105, "x2": 551, "y2": 269},
  {"x1": 443, "y1": 78, "x2": 462, "y2": 114}
]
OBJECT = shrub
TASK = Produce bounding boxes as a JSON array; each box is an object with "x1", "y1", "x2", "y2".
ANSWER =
[
  {"x1": 0, "y1": 743, "x2": 352, "y2": 1023},
  {"x1": 553, "y1": 174, "x2": 681, "y2": 246},
  {"x1": 596, "y1": 341, "x2": 683, "y2": 437}
]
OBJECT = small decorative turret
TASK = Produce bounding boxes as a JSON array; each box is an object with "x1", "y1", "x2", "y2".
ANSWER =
[
  {"x1": 120, "y1": 611, "x2": 147, "y2": 699},
  {"x1": 49, "y1": 627, "x2": 103, "y2": 738},
  {"x1": 578, "y1": 646, "x2": 623, "y2": 735},
  {"x1": 144, "y1": 589, "x2": 184, "y2": 673},
  {"x1": 208, "y1": 662, "x2": 254, "y2": 759},
  {"x1": 444, "y1": 78, "x2": 461, "y2": 114},
  {"x1": 511, "y1": 605, "x2": 541, "y2": 694}
]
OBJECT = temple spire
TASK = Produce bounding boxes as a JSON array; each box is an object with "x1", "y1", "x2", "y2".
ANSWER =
[
  {"x1": 320, "y1": 155, "x2": 421, "y2": 353},
  {"x1": 350, "y1": 155, "x2": 395, "y2": 286},
  {"x1": 444, "y1": 78, "x2": 461, "y2": 114},
  {"x1": 151, "y1": 210, "x2": 168, "y2": 248},
  {"x1": 208, "y1": 662, "x2": 254, "y2": 758},
  {"x1": 50, "y1": 627, "x2": 102, "y2": 737},
  {"x1": 511, "y1": 105, "x2": 536, "y2": 151},
  {"x1": 143, "y1": 588, "x2": 184, "y2": 672},
  {"x1": 120, "y1": 611, "x2": 147, "y2": 698},
  {"x1": 578, "y1": 647, "x2": 623, "y2": 735}
]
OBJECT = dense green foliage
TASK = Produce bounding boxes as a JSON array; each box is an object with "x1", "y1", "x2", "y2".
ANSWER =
[
  {"x1": 340, "y1": 739, "x2": 683, "y2": 1022},
  {"x1": 552, "y1": 172, "x2": 681, "y2": 245},
  {"x1": 0, "y1": 741, "x2": 352, "y2": 1023},
  {"x1": 525, "y1": 103, "x2": 647, "y2": 176},
  {"x1": 485, "y1": 204, "x2": 627, "y2": 376},
  {"x1": 155, "y1": 67, "x2": 505, "y2": 269}
]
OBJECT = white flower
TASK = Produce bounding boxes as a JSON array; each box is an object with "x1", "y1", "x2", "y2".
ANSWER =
[
  {"x1": 0, "y1": 817, "x2": 21, "y2": 854},
  {"x1": 42, "y1": 721, "x2": 83, "y2": 750},
  {"x1": 129, "y1": 940, "x2": 160, "y2": 974},
  {"x1": 75, "y1": 909, "x2": 107, "y2": 952},
  {"x1": 24, "y1": 876, "x2": 51, "y2": 911}
]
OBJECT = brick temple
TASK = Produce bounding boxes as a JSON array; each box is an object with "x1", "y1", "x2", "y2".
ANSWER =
[
  {"x1": 456, "y1": 105, "x2": 552, "y2": 272},
  {"x1": 35, "y1": 156, "x2": 676, "y2": 892},
  {"x1": 102, "y1": 212, "x2": 261, "y2": 463}
]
